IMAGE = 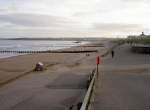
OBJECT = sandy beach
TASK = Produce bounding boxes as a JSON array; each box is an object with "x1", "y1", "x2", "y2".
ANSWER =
[
  {"x1": 0, "y1": 39, "x2": 111, "y2": 86},
  {"x1": 0, "y1": 38, "x2": 113, "y2": 110},
  {"x1": 0, "y1": 39, "x2": 108, "y2": 84}
]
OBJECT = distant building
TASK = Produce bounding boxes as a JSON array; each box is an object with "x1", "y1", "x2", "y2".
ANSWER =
[
  {"x1": 128, "y1": 32, "x2": 150, "y2": 39},
  {"x1": 140, "y1": 32, "x2": 150, "y2": 38}
]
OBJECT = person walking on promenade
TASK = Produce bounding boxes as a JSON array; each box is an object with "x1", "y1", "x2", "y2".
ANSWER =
[{"x1": 111, "y1": 50, "x2": 114, "y2": 58}]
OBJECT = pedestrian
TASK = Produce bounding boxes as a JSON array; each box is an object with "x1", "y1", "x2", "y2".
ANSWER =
[{"x1": 111, "y1": 50, "x2": 114, "y2": 58}]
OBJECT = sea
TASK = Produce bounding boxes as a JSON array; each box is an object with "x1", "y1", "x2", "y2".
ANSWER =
[{"x1": 0, "y1": 40, "x2": 88, "y2": 59}]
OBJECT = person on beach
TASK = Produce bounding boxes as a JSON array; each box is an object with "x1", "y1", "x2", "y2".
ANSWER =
[{"x1": 111, "y1": 50, "x2": 114, "y2": 58}]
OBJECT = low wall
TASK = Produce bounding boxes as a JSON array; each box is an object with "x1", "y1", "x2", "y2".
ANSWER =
[{"x1": 131, "y1": 44, "x2": 150, "y2": 53}]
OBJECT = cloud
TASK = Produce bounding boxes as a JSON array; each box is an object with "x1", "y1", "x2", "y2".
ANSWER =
[
  {"x1": 0, "y1": 13, "x2": 76, "y2": 28},
  {"x1": 121, "y1": 0, "x2": 148, "y2": 2},
  {"x1": 93, "y1": 23, "x2": 143, "y2": 32},
  {"x1": 0, "y1": 0, "x2": 150, "y2": 38},
  {"x1": 0, "y1": 13, "x2": 91, "y2": 38}
]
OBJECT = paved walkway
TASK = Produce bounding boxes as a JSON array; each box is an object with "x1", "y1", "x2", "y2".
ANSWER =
[
  {"x1": 92, "y1": 44, "x2": 150, "y2": 110},
  {"x1": 0, "y1": 67, "x2": 90, "y2": 110}
]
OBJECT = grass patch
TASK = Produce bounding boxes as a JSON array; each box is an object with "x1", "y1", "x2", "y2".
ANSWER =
[
  {"x1": 127, "y1": 38, "x2": 150, "y2": 44},
  {"x1": 143, "y1": 38, "x2": 150, "y2": 44}
]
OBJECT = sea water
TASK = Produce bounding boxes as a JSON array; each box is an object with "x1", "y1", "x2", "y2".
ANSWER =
[{"x1": 0, "y1": 40, "x2": 88, "y2": 59}]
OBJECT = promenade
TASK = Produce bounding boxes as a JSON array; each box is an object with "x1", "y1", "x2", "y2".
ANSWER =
[{"x1": 91, "y1": 44, "x2": 150, "y2": 110}]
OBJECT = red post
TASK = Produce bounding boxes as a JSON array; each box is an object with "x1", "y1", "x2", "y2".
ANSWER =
[
  {"x1": 97, "y1": 56, "x2": 100, "y2": 65},
  {"x1": 96, "y1": 56, "x2": 100, "y2": 76}
]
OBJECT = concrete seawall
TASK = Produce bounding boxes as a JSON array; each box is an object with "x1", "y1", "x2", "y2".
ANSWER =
[{"x1": 131, "y1": 44, "x2": 150, "y2": 53}]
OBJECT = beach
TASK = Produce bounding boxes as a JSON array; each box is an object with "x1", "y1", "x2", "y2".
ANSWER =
[
  {"x1": 0, "y1": 38, "x2": 112, "y2": 110},
  {"x1": 0, "y1": 40, "x2": 96, "y2": 85}
]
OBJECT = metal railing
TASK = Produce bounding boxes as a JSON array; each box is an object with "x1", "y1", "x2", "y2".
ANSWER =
[
  {"x1": 80, "y1": 68, "x2": 97, "y2": 110},
  {"x1": 66, "y1": 68, "x2": 97, "y2": 110}
]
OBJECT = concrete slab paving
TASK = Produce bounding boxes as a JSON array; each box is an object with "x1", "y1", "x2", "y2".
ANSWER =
[{"x1": 92, "y1": 44, "x2": 150, "y2": 110}]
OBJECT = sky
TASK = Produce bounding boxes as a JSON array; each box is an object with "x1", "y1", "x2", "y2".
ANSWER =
[{"x1": 0, "y1": 0, "x2": 150, "y2": 38}]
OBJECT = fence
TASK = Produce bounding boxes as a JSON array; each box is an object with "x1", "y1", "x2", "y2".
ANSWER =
[
  {"x1": 80, "y1": 68, "x2": 97, "y2": 110},
  {"x1": 67, "y1": 68, "x2": 97, "y2": 110}
]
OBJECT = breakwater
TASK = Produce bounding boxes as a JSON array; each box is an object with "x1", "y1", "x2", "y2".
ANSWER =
[{"x1": 0, "y1": 50, "x2": 98, "y2": 53}]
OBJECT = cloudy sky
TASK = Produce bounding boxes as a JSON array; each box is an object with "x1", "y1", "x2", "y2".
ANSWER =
[{"x1": 0, "y1": 0, "x2": 150, "y2": 38}]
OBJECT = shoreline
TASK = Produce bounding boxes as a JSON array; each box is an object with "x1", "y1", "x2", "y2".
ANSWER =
[
  {"x1": 0, "y1": 38, "x2": 113, "y2": 110},
  {"x1": 0, "y1": 39, "x2": 105, "y2": 86},
  {"x1": 0, "y1": 40, "x2": 90, "y2": 59}
]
